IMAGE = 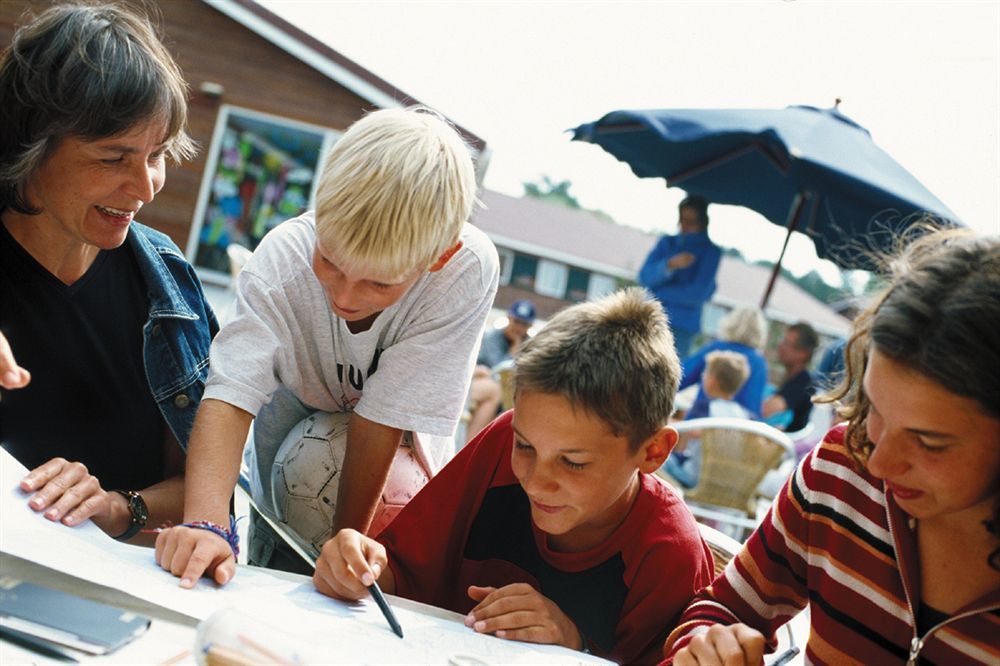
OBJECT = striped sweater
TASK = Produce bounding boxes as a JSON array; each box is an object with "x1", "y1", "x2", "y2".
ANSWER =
[{"x1": 662, "y1": 426, "x2": 1000, "y2": 665}]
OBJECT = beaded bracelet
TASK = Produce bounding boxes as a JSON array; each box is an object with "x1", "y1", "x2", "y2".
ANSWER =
[{"x1": 181, "y1": 516, "x2": 241, "y2": 558}]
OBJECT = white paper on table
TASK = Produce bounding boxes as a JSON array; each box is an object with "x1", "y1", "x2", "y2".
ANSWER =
[{"x1": 1, "y1": 448, "x2": 611, "y2": 664}]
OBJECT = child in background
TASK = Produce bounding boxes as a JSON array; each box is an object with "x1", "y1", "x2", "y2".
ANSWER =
[
  {"x1": 313, "y1": 288, "x2": 714, "y2": 664},
  {"x1": 663, "y1": 350, "x2": 752, "y2": 488}
]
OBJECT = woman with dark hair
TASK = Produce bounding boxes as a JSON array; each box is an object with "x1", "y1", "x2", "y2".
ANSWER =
[
  {"x1": 663, "y1": 227, "x2": 999, "y2": 665},
  {"x1": 0, "y1": 2, "x2": 216, "y2": 544}
]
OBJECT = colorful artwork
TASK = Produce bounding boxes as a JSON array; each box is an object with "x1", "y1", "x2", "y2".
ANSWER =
[{"x1": 192, "y1": 108, "x2": 328, "y2": 276}]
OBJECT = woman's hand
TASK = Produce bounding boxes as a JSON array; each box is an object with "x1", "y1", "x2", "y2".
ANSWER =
[
  {"x1": 672, "y1": 623, "x2": 766, "y2": 666},
  {"x1": 0, "y1": 331, "x2": 31, "y2": 389},
  {"x1": 20, "y1": 457, "x2": 126, "y2": 534}
]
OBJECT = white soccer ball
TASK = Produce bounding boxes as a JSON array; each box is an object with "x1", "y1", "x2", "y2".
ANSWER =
[
  {"x1": 271, "y1": 411, "x2": 429, "y2": 556},
  {"x1": 271, "y1": 411, "x2": 350, "y2": 555}
]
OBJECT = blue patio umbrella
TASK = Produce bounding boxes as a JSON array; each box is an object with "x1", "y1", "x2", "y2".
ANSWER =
[{"x1": 572, "y1": 105, "x2": 959, "y2": 307}]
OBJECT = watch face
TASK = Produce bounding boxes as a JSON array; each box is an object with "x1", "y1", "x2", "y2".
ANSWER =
[
  {"x1": 130, "y1": 492, "x2": 149, "y2": 526},
  {"x1": 112, "y1": 490, "x2": 147, "y2": 541}
]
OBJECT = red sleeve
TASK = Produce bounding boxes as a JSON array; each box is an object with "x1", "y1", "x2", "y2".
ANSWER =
[
  {"x1": 376, "y1": 411, "x2": 513, "y2": 608},
  {"x1": 615, "y1": 477, "x2": 716, "y2": 665}
]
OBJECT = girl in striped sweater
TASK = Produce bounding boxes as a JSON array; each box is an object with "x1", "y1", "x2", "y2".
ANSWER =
[{"x1": 663, "y1": 227, "x2": 999, "y2": 665}]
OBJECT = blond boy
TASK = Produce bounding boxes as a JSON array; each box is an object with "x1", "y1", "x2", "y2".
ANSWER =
[
  {"x1": 155, "y1": 108, "x2": 499, "y2": 584},
  {"x1": 665, "y1": 350, "x2": 752, "y2": 488},
  {"x1": 702, "y1": 350, "x2": 752, "y2": 417},
  {"x1": 315, "y1": 288, "x2": 713, "y2": 664}
]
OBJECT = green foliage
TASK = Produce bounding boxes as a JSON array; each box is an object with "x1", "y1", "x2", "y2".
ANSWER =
[
  {"x1": 523, "y1": 175, "x2": 582, "y2": 209},
  {"x1": 752, "y1": 259, "x2": 852, "y2": 304},
  {"x1": 721, "y1": 246, "x2": 746, "y2": 260},
  {"x1": 522, "y1": 175, "x2": 615, "y2": 222}
]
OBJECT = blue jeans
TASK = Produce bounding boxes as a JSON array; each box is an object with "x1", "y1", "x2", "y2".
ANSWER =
[
  {"x1": 672, "y1": 328, "x2": 697, "y2": 361},
  {"x1": 662, "y1": 443, "x2": 701, "y2": 489},
  {"x1": 247, "y1": 507, "x2": 315, "y2": 576}
]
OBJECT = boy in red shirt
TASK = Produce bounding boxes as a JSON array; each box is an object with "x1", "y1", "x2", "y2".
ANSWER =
[{"x1": 314, "y1": 288, "x2": 714, "y2": 664}]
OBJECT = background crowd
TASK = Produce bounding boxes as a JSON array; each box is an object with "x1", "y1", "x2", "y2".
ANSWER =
[{"x1": 1, "y1": 3, "x2": 997, "y2": 666}]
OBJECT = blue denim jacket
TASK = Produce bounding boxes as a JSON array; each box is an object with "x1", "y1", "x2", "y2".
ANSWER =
[{"x1": 128, "y1": 223, "x2": 218, "y2": 449}]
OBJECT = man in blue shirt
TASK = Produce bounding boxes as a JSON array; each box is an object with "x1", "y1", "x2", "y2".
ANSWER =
[{"x1": 638, "y1": 195, "x2": 721, "y2": 359}]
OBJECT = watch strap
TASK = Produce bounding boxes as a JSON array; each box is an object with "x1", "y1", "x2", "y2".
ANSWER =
[{"x1": 111, "y1": 489, "x2": 148, "y2": 541}]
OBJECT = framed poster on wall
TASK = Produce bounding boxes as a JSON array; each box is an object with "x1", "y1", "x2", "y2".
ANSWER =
[{"x1": 186, "y1": 105, "x2": 340, "y2": 284}]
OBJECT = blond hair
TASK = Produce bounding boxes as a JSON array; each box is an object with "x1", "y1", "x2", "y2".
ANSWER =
[
  {"x1": 718, "y1": 306, "x2": 767, "y2": 349},
  {"x1": 314, "y1": 106, "x2": 477, "y2": 280},
  {"x1": 704, "y1": 350, "x2": 750, "y2": 397},
  {"x1": 515, "y1": 287, "x2": 681, "y2": 449}
]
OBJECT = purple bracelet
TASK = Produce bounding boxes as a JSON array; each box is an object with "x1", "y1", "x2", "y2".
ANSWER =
[{"x1": 181, "y1": 516, "x2": 241, "y2": 558}]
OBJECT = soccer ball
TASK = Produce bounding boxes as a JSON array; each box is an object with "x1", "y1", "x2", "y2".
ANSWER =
[
  {"x1": 271, "y1": 411, "x2": 350, "y2": 555},
  {"x1": 271, "y1": 411, "x2": 429, "y2": 556}
]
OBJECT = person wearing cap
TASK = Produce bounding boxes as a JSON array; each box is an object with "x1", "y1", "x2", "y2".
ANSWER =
[{"x1": 465, "y1": 300, "x2": 536, "y2": 443}]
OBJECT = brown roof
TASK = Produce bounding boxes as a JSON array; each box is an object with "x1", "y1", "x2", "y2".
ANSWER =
[
  {"x1": 473, "y1": 190, "x2": 653, "y2": 277},
  {"x1": 473, "y1": 190, "x2": 852, "y2": 336}
]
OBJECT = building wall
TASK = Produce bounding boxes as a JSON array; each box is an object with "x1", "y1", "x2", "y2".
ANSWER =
[{"x1": 1, "y1": 0, "x2": 372, "y2": 249}]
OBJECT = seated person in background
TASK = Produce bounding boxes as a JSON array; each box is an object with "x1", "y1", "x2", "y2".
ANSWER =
[
  {"x1": 314, "y1": 288, "x2": 714, "y2": 664},
  {"x1": 465, "y1": 299, "x2": 535, "y2": 444},
  {"x1": 0, "y1": 3, "x2": 216, "y2": 544},
  {"x1": 664, "y1": 227, "x2": 1000, "y2": 665},
  {"x1": 679, "y1": 306, "x2": 768, "y2": 419},
  {"x1": 153, "y1": 107, "x2": 499, "y2": 585},
  {"x1": 761, "y1": 321, "x2": 818, "y2": 432},
  {"x1": 662, "y1": 350, "x2": 752, "y2": 488}
]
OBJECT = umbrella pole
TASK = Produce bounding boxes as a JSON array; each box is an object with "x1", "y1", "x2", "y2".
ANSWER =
[{"x1": 760, "y1": 192, "x2": 809, "y2": 310}]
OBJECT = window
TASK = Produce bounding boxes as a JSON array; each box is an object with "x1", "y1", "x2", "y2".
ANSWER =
[
  {"x1": 702, "y1": 303, "x2": 728, "y2": 338},
  {"x1": 186, "y1": 105, "x2": 339, "y2": 283},
  {"x1": 566, "y1": 267, "x2": 590, "y2": 302},
  {"x1": 497, "y1": 248, "x2": 514, "y2": 286},
  {"x1": 536, "y1": 259, "x2": 568, "y2": 298},
  {"x1": 586, "y1": 273, "x2": 617, "y2": 301},
  {"x1": 510, "y1": 254, "x2": 538, "y2": 290}
]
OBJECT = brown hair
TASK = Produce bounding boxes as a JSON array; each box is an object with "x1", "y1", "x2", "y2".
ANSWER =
[
  {"x1": 515, "y1": 287, "x2": 681, "y2": 450},
  {"x1": 823, "y1": 225, "x2": 1000, "y2": 567},
  {"x1": 0, "y1": 1, "x2": 195, "y2": 214}
]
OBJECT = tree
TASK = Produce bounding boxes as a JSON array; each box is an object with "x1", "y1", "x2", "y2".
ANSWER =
[
  {"x1": 522, "y1": 176, "x2": 615, "y2": 223},
  {"x1": 523, "y1": 176, "x2": 582, "y2": 209},
  {"x1": 752, "y1": 259, "x2": 852, "y2": 304}
]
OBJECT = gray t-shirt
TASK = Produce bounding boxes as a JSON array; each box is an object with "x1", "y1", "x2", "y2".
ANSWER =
[{"x1": 205, "y1": 211, "x2": 499, "y2": 477}]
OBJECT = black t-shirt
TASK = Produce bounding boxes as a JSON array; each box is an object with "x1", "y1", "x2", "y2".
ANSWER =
[
  {"x1": 778, "y1": 368, "x2": 815, "y2": 433},
  {"x1": 0, "y1": 222, "x2": 165, "y2": 489}
]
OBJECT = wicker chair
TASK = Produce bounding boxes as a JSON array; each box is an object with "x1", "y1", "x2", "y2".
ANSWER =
[
  {"x1": 658, "y1": 417, "x2": 795, "y2": 539},
  {"x1": 496, "y1": 359, "x2": 517, "y2": 412},
  {"x1": 697, "y1": 521, "x2": 743, "y2": 577}
]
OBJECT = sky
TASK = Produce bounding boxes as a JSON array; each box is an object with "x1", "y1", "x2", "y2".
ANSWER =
[{"x1": 259, "y1": 0, "x2": 999, "y2": 286}]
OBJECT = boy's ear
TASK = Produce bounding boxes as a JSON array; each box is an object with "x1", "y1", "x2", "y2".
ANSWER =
[
  {"x1": 428, "y1": 241, "x2": 463, "y2": 272},
  {"x1": 637, "y1": 425, "x2": 678, "y2": 473}
]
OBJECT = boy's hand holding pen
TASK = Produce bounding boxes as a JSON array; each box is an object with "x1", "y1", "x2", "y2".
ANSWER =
[{"x1": 313, "y1": 529, "x2": 403, "y2": 638}]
